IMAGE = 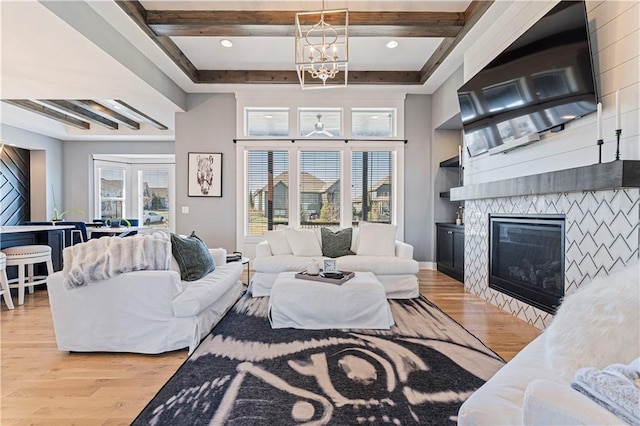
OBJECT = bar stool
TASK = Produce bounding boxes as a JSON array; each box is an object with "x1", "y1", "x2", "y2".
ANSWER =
[
  {"x1": 0, "y1": 253, "x2": 15, "y2": 310},
  {"x1": 1, "y1": 245, "x2": 53, "y2": 305}
]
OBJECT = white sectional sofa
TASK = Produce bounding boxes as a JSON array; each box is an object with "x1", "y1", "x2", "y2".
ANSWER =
[
  {"x1": 250, "y1": 225, "x2": 420, "y2": 299},
  {"x1": 458, "y1": 259, "x2": 639, "y2": 425},
  {"x1": 48, "y1": 248, "x2": 244, "y2": 354}
]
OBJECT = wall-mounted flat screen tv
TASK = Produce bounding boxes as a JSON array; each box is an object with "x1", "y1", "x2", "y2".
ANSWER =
[{"x1": 458, "y1": 1, "x2": 598, "y2": 157}]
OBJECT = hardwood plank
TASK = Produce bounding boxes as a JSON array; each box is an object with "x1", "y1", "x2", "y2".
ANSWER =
[
  {"x1": 115, "y1": 0, "x2": 199, "y2": 83},
  {"x1": 2, "y1": 100, "x2": 90, "y2": 130},
  {"x1": 39, "y1": 100, "x2": 119, "y2": 130},
  {"x1": 196, "y1": 70, "x2": 421, "y2": 85},
  {"x1": 146, "y1": 10, "x2": 464, "y2": 38},
  {"x1": 1, "y1": 270, "x2": 540, "y2": 423}
]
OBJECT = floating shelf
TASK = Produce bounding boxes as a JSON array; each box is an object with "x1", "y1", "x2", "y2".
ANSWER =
[{"x1": 439, "y1": 155, "x2": 460, "y2": 168}]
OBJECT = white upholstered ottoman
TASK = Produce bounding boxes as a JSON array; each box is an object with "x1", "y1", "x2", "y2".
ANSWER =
[{"x1": 268, "y1": 271, "x2": 394, "y2": 330}]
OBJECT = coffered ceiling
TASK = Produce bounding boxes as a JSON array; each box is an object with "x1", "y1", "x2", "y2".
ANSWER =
[{"x1": 0, "y1": 0, "x2": 500, "y2": 141}]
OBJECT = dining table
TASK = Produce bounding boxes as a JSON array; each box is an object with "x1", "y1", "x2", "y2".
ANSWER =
[{"x1": 86, "y1": 226, "x2": 150, "y2": 238}]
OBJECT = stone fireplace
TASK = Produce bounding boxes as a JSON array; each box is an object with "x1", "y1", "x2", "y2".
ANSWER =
[{"x1": 451, "y1": 161, "x2": 640, "y2": 329}]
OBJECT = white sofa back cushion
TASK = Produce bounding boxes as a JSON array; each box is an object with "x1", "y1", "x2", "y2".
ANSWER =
[
  {"x1": 356, "y1": 223, "x2": 397, "y2": 257},
  {"x1": 265, "y1": 230, "x2": 292, "y2": 255},
  {"x1": 286, "y1": 228, "x2": 322, "y2": 256},
  {"x1": 544, "y1": 259, "x2": 640, "y2": 380}
]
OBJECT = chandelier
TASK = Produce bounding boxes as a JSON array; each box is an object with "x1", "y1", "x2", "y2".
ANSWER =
[{"x1": 295, "y1": 3, "x2": 348, "y2": 89}]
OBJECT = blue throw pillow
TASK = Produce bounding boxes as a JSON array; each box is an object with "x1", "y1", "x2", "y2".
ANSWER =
[{"x1": 170, "y1": 231, "x2": 215, "y2": 281}]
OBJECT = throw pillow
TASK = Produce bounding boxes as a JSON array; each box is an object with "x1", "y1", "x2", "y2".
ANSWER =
[
  {"x1": 170, "y1": 231, "x2": 216, "y2": 281},
  {"x1": 356, "y1": 223, "x2": 397, "y2": 256},
  {"x1": 544, "y1": 259, "x2": 640, "y2": 380},
  {"x1": 265, "y1": 229, "x2": 292, "y2": 255},
  {"x1": 285, "y1": 228, "x2": 322, "y2": 257},
  {"x1": 321, "y1": 227, "x2": 355, "y2": 258}
]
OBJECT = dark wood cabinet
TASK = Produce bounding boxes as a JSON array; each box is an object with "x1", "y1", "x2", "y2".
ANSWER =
[
  {"x1": 436, "y1": 223, "x2": 464, "y2": 282},
  {"x1": 0, "y1": 230, "x2": 65, "y2": 278}
]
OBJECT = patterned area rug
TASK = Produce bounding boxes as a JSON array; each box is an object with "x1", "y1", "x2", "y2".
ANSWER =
[{"x1": 133, "y1": 294, "x2": 504, "y2": 425}]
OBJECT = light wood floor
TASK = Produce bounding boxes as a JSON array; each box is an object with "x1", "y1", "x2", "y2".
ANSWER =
[{"x1": 1, "y1": 270, "x2": 540, "y2": 425}]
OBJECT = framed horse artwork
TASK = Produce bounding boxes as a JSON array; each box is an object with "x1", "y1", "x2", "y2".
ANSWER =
[{"x1": 188, "y1": 152, "x2": 222, "y2": 197}]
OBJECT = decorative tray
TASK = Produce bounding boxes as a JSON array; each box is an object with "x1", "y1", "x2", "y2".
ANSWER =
[{"x1": 294, "y1": 270, "x2": 355, "y2": 285}]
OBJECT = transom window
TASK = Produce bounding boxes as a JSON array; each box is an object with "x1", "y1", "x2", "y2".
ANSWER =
[
  {"x1": 245, "y1": 108, "x2": 289, "y2": 137},
  {"x1": 352, "y1": 109, "x2": 396, "y2": 137},
  {"x1": 299, "y1": 108, "x2": 342, "y2": 138}
]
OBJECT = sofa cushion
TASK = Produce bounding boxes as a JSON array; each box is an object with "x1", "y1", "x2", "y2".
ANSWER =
[
  {"x1": 254, "y1": 255, "x2": 325, "y2": 274},
  {"x1": 170, "y1": 232, "x2": 216, "y2": 281},
  {"x1": 321, "y1": 227, "x2": 355, "y2": 258},
  {"x1": 336, "y1": 255, "x2": 419, "y2": 275},
  {"x1": 253, "y1": 254, "x2": 418, "y2": 275},
  {"x1": 265, "y1": 230, "x2": 292, "y2": 255},
  {"x1": 544, "y1": 259, "x2": 640, "y2": 380},
  {"x1": 172, "y1": 263, "x2": 242, "y2": 317},
  {"x1": 285, "y1": 228, "x2": 322, "y2": 256},
  {"x1": 356, "y1": 223, "x2": 397, "y2": 256}
]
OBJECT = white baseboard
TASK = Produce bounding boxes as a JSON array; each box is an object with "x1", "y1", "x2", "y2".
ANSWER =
[{"x1": 419, "y1": 262, "x2": 436, "y2": 270}]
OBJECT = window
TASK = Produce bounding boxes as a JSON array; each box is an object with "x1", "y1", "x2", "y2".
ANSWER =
[
  {"x1": 299, "y1": 151, "x2": 340, "y2": 227},
  {"x1": 352, "y1": 109, "x2": 396, "y2": 137},
  {"x1": 299, "y1": 108, "x2": 342, "y2": 138},
  {"x1": 352, "y1": 151, "x2": 393, "y2": 225},
  {"x1": 247, "y1": 151, "x2": 289, "y2": 236},
  {"x1": 246, "y1": 108, "x2": 289, "y2": 137},
  {"x1": 93, "y1": 156, "x2": 175, "y2": 231},
  {"x1": 138, "y1": 169, "x2": 170, "y2": 228},
  {"x1": 96, "y1": 164, "x2": 126, "y2": 219}
]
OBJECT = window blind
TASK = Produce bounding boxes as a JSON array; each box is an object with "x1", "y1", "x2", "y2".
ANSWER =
[
  {"x1": 247, "y1": 151, "x2": 289, "y2": 235},
  {"x1": 352, "y1": 151, "x2": 393, "y2": 225},
  {"x1": 299, "y1": 151, "x2": 341, "y2": 228}
]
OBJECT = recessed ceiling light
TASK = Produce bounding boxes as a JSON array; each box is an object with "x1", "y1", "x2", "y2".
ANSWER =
[
  {"x1": 264, "y1": 115, "x2": 273, "y2": 119},
  {"x1": 386, "y1": 40, "x2": 399, "y2": 49},
  {"x1": 220, "y1": 39, "x2": 233, "y2": 48},
  {"x1": 371, "y1": 115, "x2": 379, "y2": 119}
]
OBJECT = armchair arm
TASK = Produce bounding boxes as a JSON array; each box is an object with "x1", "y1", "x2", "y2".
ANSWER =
[
  {"x1": 395, "y1": 240, "x2": 414, "y2": 259},
  {"x1": 255, "y1": 240, "x2": 272, "y2": 258}
]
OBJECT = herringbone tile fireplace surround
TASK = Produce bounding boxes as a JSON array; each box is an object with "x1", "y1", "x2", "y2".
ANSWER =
[{"x1": 464, "y1": 189, "x2": 639, "y2": 329}]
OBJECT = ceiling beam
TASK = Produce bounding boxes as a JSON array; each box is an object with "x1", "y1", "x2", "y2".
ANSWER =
[
  {"x1": 73, "y1": 100, "x2": 140, "y2": 130},
  {"x1": 115, "y1": 0, "x2": 199, "y2": 83},
  {"x1": 39, "y1": 100, "x2": 120, "y2": 130},
  {"x1": 3, "y1": 100, "x2": 90, "y2": 130},
  {"x1": 117, "y1": 0, "x2": 490, "y2": 86},
  {"x1": 113, "y1": 100, "x2": 168, "y2": 130},
  {"x1": 196, "y1": 70, "x2": 421, "y2": 85},
  {"x1": 420, "y1": 0, "x2": 494, "y2": 84},
  {"x1": 146, "y1": 10, "x2": 465, "y2": 38}
]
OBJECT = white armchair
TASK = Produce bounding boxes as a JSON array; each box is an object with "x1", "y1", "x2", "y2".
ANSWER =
[{"x1": 47, "y1": 248, "x2": 244, "y2": 354}]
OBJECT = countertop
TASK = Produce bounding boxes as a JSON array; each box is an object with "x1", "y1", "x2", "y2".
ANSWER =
[{"x1": 0, "y1": 225, "x2": 74, "y2": 234}]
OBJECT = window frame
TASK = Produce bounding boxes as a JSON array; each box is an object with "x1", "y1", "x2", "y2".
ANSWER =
[
  {"x1": 92, "y1": 156, "x2": 175, "y2": 232},
  {"x1": 236, "y1": 140, "x2": 404, "y2": 247}
]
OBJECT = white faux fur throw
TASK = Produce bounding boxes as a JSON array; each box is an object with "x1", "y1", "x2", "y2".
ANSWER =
[{"x1": 62, "y1": 232, "x2": 171, "y2": 289}]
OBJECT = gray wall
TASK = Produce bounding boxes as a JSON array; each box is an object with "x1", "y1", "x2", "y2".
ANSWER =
[
  {"x1": 173, "y1": 93, "x2": 436, "y2": 262},
  {"x1": 404, "y1": 94, "x2": 432, "y2": 262},
  {"x1": 1, "y1": 124, "x2": 63, "y2": 222},
  {"x1": 62, "y1": 140, "x2": 174, "y2": 221},
  {"x1": 53, "y1": 93, "x2": 438, "y2": 263},
  {"x1": 174, "y1": 93, "x2": 237, "y2": 251}
]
